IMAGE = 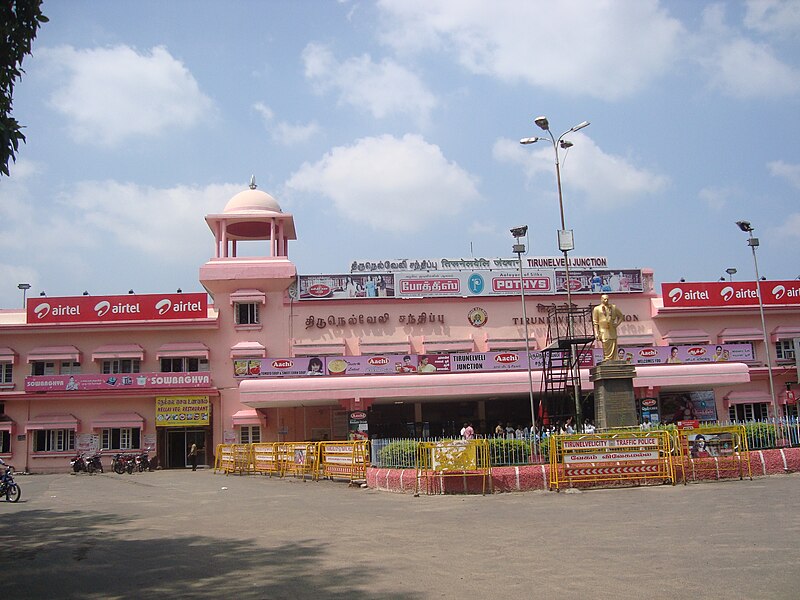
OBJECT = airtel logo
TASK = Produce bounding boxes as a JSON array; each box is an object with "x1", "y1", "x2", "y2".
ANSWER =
[
  {"x1": 156, "y1": 299, "x2": 172, "y2": 315},
  {"x1": 34, "y1": 303, "x2": 51, "y2": 319},
  {"x1": 668, "y1": 288, "x2": 682, "y2": 303},
  {"x1": 721, "y1": 286, "x2": 734, "y2": 302},
  {"x1": 94, "y1": 301, "x2": 111, "y2": 317},
  {"x1": 772, "y1": 285, "x2": 786, "y2": 300}
]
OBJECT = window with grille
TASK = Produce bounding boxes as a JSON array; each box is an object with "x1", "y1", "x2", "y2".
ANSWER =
[
  {"x1": 160, "y1": 357, "x2": 209, "y2": 372},
  {"x1": 101, "y1": 428, "x2": 141, "y2": 450},
  {"x1": 728, "y1": 403, "x2": 769, "y2": 421},
  {"x1": 0, "y1": 363, "x2": 11, "y2": 384},
  {"x1": 60, "y1": 361, "x2": 81, "y2": 374},
  {"x1": 235, "y1": 302, "x2": 259, "y2": 325},
  {"x1": 33, "y1": 429, "x2": 75, "y2": 452},
  {"x1": 776, "y1": 340, "x2": 796, "y2": 361},
  {"x1": 31, "y1": 361, "x2": 55, "y2": 376},
  {"x1": 102, "y1": 359, "x2": 141, "y2": 374},
  {"x1": 239, "y1": 426, "x2": 261, "y2": 444}
]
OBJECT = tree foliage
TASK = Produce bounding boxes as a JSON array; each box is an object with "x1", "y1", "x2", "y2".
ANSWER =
[{"x1": 1, "y1": 0, "x2": 47, "y2": 177}]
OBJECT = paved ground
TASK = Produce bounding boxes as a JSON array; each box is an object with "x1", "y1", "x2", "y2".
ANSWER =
[{"x1": 0, "y1": 468, "x2": 798, "y2": 599}]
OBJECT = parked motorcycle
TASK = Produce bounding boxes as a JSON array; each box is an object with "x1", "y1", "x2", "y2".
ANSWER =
[
  {"x1": 0, "y1": 466, "x2": 21, "y2": 502},
  {"x1": 86, "y1": 452, "x2": 104, "y2": 474},
  {"x1": 70, "y1": 453, "x2": 87, "y2": 473},
  {"x1": 111, "y1": 453, "x2": 135, "y2": 474},
  {"x1": 136, "y1": 449, "x2": 154, "y2": 472}
]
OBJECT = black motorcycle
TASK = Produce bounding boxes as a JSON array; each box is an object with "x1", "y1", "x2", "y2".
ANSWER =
[
  {"x1": 86, "y1": 452, "x2": 104, "y2": 474},
  {"x1": 0, "y1": 466, "x2": 21, "y2": 502},
  {"x1": 70, "y1": 453, "x2": 87, "y2": 473}
]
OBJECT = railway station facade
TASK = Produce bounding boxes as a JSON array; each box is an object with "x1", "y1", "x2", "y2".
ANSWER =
[{"x1": 1, "y1": 185, "x2": 798, "y2": 472}]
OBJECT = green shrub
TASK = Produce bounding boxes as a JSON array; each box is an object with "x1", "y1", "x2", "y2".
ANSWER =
[{"x1": 377, "y1": 439, "x2": 417, "y2": 468}]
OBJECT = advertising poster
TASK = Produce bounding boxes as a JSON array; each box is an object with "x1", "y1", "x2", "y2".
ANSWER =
[
  {"x1": 298, "y1": 274, "x2": 395, "y2": 299},
  {"x1": 662, "y1": 280, "x2": 800, "y2": 308},
  {"x1": 687, "y1": 432, "x2": 734, "y2": 458},
  {"x1": 556, "y1": 269, "x2": 644, "y2": 294},
  {"x1": 26, "y1": 292, "x2": 207, "y2": 323},
  {"x1": 639, "y1": 398, "x2": 660, "y2": 424},
  {"x1": 76, "y1": 433, "x2": 100, "y2": 452},
  {"x1": 155, "y1": 396, "x2": 210, "y2": 427},
  {"x1": 26, "y1": 371, "x2": 212, "y2": 392},
  {"x1": 348, "y1": 411, "x2": 369, "y2": 441},
  {"x1": 394, "y1": 270, "x2": 555, "y2": 298},
  {"x1": 660, "y1": 391, "x2": 718, "y2": 424},
  {"x1": 593, "y1": 343, "x2": 753, "y2": 366}
]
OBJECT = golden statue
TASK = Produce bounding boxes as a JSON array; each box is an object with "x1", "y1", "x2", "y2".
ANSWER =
[{"x1": 592, "y1": 294, "x2": 624, "y2": 362}]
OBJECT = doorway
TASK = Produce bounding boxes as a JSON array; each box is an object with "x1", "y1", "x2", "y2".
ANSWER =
[{"x1": 165, "y1": 428, "x2": 208, "y2": 469}]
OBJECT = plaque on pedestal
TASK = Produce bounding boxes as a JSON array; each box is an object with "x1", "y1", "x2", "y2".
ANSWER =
[{"x1": 590, "y1": 360, "x2": 637, "y2": 430}]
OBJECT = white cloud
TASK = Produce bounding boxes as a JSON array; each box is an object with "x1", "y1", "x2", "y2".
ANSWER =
[
  {"x1": 768, "y1": 160, "x2": 800, "y2": 188},
  {"x1": 284, "y1": 134, "x2": 480, "y2": 232},
  {"x1": 744, "y1": 0, "x2": 800, "y2": 36},
  {"x1": 376, "y1": 0, "x2": 684, "y2": 100},
  {"x1": 301, "y1": 43, "x2": 438, "y2": 121},
  {"x1": 492, "y1": 134, "x2": 668, "y2": 208},
  {"x1": 253, "y1": 102, "x2": 320, "y2": 145},
  {"x1": 39, "y1": 45, "x2": 213, "y2": 145},
  {"x1": 699, "y1": 186, "x2": 738, "y2": 210},
  {"x1": 774, "y1": 212, "x2": 800, "y2": 240},
  {"x1": 704, "y1": 38, "x2": 800, "y2": 98}
]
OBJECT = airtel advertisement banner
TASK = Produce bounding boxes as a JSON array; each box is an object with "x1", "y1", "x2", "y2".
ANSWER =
[
  {"x1": 26, "y1": 293, "x2": 207, "y2": 323},
  {"x1": 661, "y1": 281, "x2": 800, "y2": 308}
]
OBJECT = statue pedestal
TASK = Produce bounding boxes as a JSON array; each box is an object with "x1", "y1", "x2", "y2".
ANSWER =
[{"x1": 590, "y1": 360, "x2": 637, "y2": 430}]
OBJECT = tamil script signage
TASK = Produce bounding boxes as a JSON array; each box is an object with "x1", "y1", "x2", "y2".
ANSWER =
[
  {"x1": 25, "y1": 371, "x2": 212, "y2": 393},
  {"x1": 662, "y1": 281, "x2": 800, "y2": 308},
  {"x1": 349, "y1": 256, "x2": 609, "y2": 272},
  {"x1": 155, "y1": 396, "x2": 210, "y2": 427},
  {"x1": 297, "y1": 268, "x2": 643, "y2": 301},
  {"x1": 26, "y1": 293, "x2": 208, "y2": 324}
]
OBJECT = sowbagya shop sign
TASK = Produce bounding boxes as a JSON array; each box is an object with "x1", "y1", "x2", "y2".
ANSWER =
[{"x1": 155, "y1": 396, "x2": 210, "y2": 427}]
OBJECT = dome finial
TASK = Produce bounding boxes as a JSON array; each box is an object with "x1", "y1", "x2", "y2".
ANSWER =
[{"x1": 249, "y1": 175, "x2": 257, "y2": 190}]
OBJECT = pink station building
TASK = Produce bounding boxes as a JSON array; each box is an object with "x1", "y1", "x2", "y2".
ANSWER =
[{"x1": 1, "y1": 184, "x2": 799, "y2": 472}]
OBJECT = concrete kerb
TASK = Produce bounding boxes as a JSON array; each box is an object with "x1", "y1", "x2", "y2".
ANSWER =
[{"x1": 365, "y1": 447, "x2": 800, "y2": 494}]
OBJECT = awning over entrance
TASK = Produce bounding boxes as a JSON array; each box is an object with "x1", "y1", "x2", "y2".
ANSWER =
[
  {"x1": 27, "y1": 346, "x2": 81, "y2": 363},
  {"x1": 231, "y1": 409, "x2": 262, "y2": 426},
  {"x1": 91, "y1": 412, "x2": 145, "y2": 429},
  {"x1": 91, "y1": 344, "x2": 145, "y2": 361},
  {"x1": 240, "y1": 362, "x2": 752, "y2": 409},
  {"x1": 724, "y1": 391, "x2": 772, "y2": 405},
  {"x1": 156, "y1": 342, "x2": 210, "y2": 359},
  {"x1": 632, "y1": 362, "x2": 750, "y2": 390},
  {"x1": 25, "y1": 414, "x2": 79, "y2": 431}
]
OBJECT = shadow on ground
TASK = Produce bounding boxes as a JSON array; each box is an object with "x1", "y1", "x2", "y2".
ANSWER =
[{"x1": 0, "y1": 509, "x2": 417, "y2": 599}]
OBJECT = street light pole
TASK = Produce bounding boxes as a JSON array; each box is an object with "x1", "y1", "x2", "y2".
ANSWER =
[
  {"x1": 17, "y1": 283, "x2": 31, "y2": 309},
  {"x1": 521, "y1": 117, "x2": 589, "y2": 430},
  {"x1": 511, "y1": 226, "x2": 538, "y2": 455},
  {"x1": 736, "y1": 221, "x2": 778, "y2": 421}
]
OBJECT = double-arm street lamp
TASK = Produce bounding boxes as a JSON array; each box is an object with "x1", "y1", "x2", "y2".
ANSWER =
[
  {"x1": 735, "y1": 220, "x2": 778, "y2": 420},
  {"x1": 520, "y1": 117, "x2": 589, "y2": 429}
]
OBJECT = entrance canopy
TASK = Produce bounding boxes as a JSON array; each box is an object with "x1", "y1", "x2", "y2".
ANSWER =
[{"x1": 239, "y1": 362, "x2": 750, "y2": 409}]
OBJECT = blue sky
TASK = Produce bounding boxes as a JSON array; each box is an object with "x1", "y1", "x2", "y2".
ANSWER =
[{"x1": 2, "y1": 0, "x2": 799, "y2": 308}]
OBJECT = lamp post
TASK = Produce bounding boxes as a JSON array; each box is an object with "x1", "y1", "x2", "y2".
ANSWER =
[
  {"x1": 521, "y1": 116, "x2": 589, "y2": 429},
  {"x1": 511, "y1": 226, "x2": 538, "y2": 453},
  {"x1": 17, "y1": 283, "x2": 31, "y2": 308},
  {"x1": 735, "y1": 220, "x2": 778, "y2": 420},
  {"x1": 726, "y1": 268, "x2": 737, "y2": 281}
]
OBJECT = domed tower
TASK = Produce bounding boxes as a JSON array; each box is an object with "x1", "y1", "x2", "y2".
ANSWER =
[{"x1": 199, "y1": 178, "x2": 297, "y2": 293}]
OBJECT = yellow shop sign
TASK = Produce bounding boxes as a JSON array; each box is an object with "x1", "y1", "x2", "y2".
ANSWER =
[{"x1": 155, "y1": 396, "x2": 210, "y2": 427}]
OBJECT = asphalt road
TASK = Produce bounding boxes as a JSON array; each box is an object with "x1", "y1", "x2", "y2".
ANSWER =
[{"x1": 0, "y1": 468, "x2": 798, "y2": 599}]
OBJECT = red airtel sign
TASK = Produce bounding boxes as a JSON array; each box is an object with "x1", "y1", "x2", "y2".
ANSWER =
[
  {"x1": 26, "y1": 293, "x2": 208, "y2": 324},
  {"x1": 661, "y1": 281, "x2": 800, "y2": 308}
]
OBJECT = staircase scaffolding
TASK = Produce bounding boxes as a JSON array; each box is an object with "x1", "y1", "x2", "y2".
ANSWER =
[{"x1": 540, "y1": 304, "x2": 595, "y2": 427}]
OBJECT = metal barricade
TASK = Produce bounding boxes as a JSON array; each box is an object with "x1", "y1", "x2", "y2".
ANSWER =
[
  {"x1": 252, "y1": 442, "x2": 282, "y2": 477},
  {"x1": 549, "y1": 430, "x2": 675, "y2": 491},
  {"x1": 277, "y1": 442, "x2": 319, "y2": 480},
  {"x1": 214, "y1": 444, "x2": 233, "y2": 473},
  {"x1": 318, "y1": 441, "x2": 370, "y2": 483},
  {"x1": 675, "y1": 425, "x2": 751, "y2": 484},
  {"x1": 415, "y1": 439, "x2": 491, "y2": 495}
]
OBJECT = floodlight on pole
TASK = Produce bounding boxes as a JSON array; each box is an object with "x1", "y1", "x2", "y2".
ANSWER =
[
  {"x1": 735, "y1": 220, "x2": 778, "y2": 421},
  {"x1": 17, "y1": 283, "x2": 31, "y2": 308},
  {"x1": 511, "y1": 226, "x2": 538, "y2": 456}
]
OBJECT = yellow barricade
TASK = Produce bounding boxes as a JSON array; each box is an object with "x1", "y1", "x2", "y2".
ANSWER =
[
  {"x1": 416, "y1": 439, "x2": 491, "y2": 495},
  {"x1": 675, "y1": 425, "x2": 751, "y2": 483},
  {"x1": 277, "y1": 442, "x2": 319, "y2": 480},
  {"x1": 318, "y1": 441, "x2": 370, "y2": 483},
  {"x1": 214, "y1": 444, "x2": 253, "y2": 474},
  {"x1": 252, "y1": 442, "x2": 282, "y2": 477},
  {"x1": 214, "y1": 444, "x2": 233, "y2": 473},
  {"x1": 549, "y1": 430, "x2": 675, "y2": 491}
]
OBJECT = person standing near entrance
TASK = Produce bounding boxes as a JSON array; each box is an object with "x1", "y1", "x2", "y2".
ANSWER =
[{"x1": 188, "y1": 443, "x2": 198, "y2": 471}]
